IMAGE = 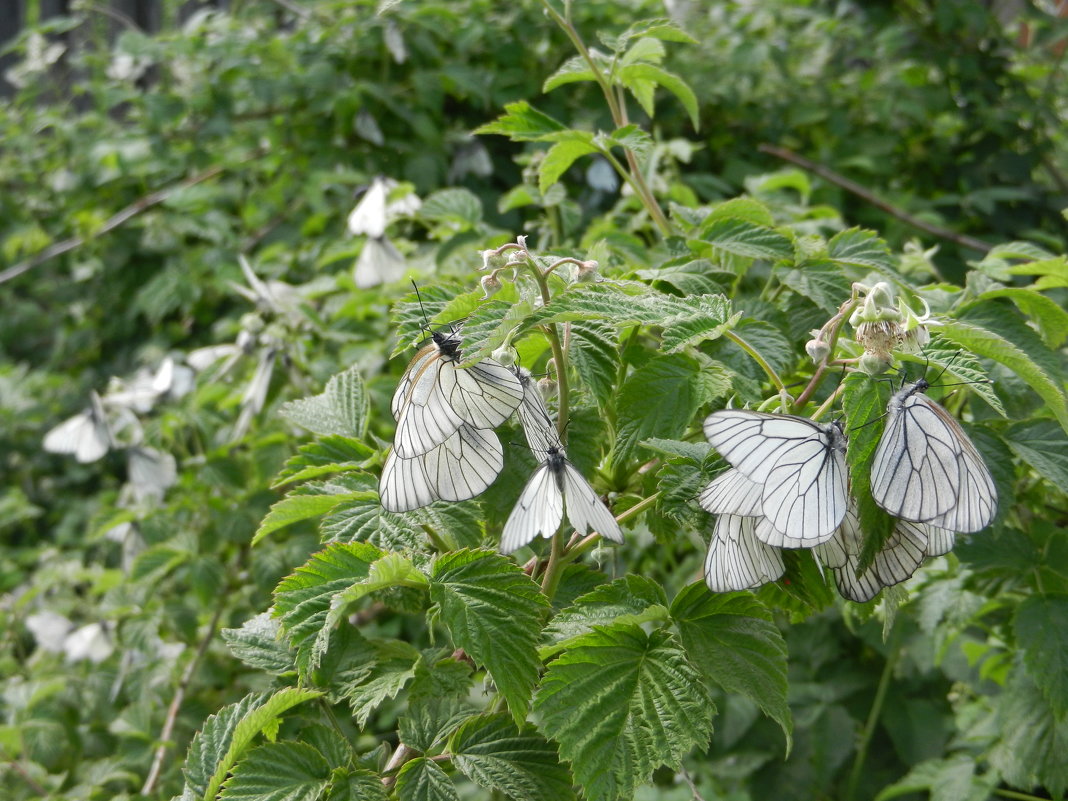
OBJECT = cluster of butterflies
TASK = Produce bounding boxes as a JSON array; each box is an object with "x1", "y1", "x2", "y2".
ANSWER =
[
  {"x1": 700, "y1": 378, "x2": 997, "y2": 601},
  {"x1": 42, "y1": 357, "x2": 190, "y2": 504},
  {"x1": 379, "y1": 327, "x2": 623, "y2": 552}
]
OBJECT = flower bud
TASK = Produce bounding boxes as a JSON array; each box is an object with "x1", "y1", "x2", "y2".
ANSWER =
[
  {"x1": 491, "y1": 344, "x2": 516, "y2": 367},
  {"x1": 858, "y1": 351, "x2": 893, "y2": 377},
  {"x1": 480, "y1": 249, "x2": 509, "y2": 272},
  {"x1": 538, "y1": 376, "x2": 557, "y2": 401},
  {"x1": 805, "y1": 337, "x2": 831, "y2": 364},
  {"x1": 576, "y1": 260, "x2": 600, "y2": 283},
  {"x1": 480, "y1": 273, "x2": 502, "y2": 299}
]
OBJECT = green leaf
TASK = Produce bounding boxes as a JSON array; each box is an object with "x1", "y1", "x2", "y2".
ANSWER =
[
  {"x1": 429, "y1": 550, "x2": 549, "y2": 723},
  {"x1": 474, "y1": 100, "x2": 568, "y2": 141},
  {"x1": 278, "y1": 365, "x2": 369, "y2": 438},
  {"x1": 450, "y1": 714, "x2": 575, "y2": 801},
  {"x1": 989, "y1": 667, "x2": 1068, "y2": 797},
  {"x1": 184, "y1": 689, "x2": 322, "y2": 801},
  {"x1": 220, "y1": 742, "x2": 330, "y2": 801},
  {"x1": 670, "y1": 583, "x2": 791, "y2": 748},
  {"x1": 603, "y1": 124, "x2": 653, "y2": 159},
  {"x1": 1014, "y1": 595, "x2": 1068, "y2": 718},
  {"x1": 698, "y1": 218, "x2": 792, "y2": 261},
  {"x1": 569, "y1": 320, "x2": 621, "y2": 408},
  {"x1": 613, "y1": 353, "x2": 702, "y2": 464},
  {"x1": 534, "y1": 625, "x2": 713, "y2": 801},
  {"x1": 659, "y1": 294, "x2": 737, "y2": 352},
  {"x1": 327, "y1": 770, "x2": 389, "y2": 801},
  {"x1": 543, "y1": 575, "x2": 669, "y2": 656},
  {"x1": 420, "y1": 188, "x2": 483, "y2": 228},
  {"x1": 935, "y1": 315, "x2": 1068, "y2": 431},
  {"x1": 274, "y1": 542, "x2": 383, "y2": 673},
  {"x1": 1004, "y1": 420, "x2": 1068, "y2": 494},
  {"x1": 395, "y1": 758, "x2": 459, "y2": 801},
  {"x1": 399, "y1": 697, "x2": 472, "y2": 753},
  {"x1": 898, "y1": 337, "x2": 1004, "y2": 416},
  {"x1": 776, "y1": 261, "x2": 850, "y2": 314},
  {"x1": 253, "y1": 477, "x2": 377, "y2": 546},
  {"x1": 842, "y1": 373, "x2": 895, "y2": 564},
  {"x1": 976, "y1": 288, "x2": 1068, "y2": 348},
  {"x1": 617, "y1": 63, "x2": 699, "y2": 130},
  {"x1": 221, "y1": 612, "x2": 296, "y2": 675},
  {"x1": 827, "y1": 227, "x2": 895, "y2": 271},
  {"x1": 272, "y1": 437, "x2": 375, "y2": 488},
  {"x1": 542, "y1": 55, "x2": 599, "y2": 92},
  {"x1": 540, "y1": 135, "x2": 599, "y2": 194},
  {"x1": 703, "y1": 197, "x2": 776, "y2": 227},
  {"x1": 619, "y1": 18, "x2": 697, "y2": 45},
  {"x1": 319, "y1": 497, "x2": 423, "y2": 550},
  {"x1": 338, "y1": 637, "x2": 421, "y2": 727},
  {"x1": 875, "y1": 755, "x2": 996, "y2": 801}
]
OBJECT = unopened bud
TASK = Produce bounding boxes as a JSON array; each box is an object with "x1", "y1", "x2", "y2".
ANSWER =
[
  {"x1": 537, "y1": 376, "x2": 557, "y2": 400},
  {"x1": 240, "y1": 313, "x2": 265, "y2": 334},
  {"x1": 480, "y1": 273, "x2": 502, "y2": 299},
  {"x1": 480, "y1": 249, "x2": 509, "y2": 271},
  {"x1": 805, "y1": 337, "x2": 831, "y2": 364},
  {"x1": 576, "y1": 260, "x2": 600, "y2": 282},
  {"x1": 858, "y1": 351, "x2": 892, "y2": 377},
  {"x1": 491, "y1": 345, "x2": 516, "y2": 367}
]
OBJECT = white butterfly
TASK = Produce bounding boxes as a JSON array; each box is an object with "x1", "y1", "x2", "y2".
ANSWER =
[
  {"x1": 347, "y1": 177, "x2": 420, "y2": 238},
  {"x1": 379, "y1": 424, "x2": 504, "y2": 513},
  {"x1": 703, "y1": 410, "x2": 848, "y2": 545},
  {"x1": 127, "y1": 446, "x2": 178, "y2": 504},
  {"x1": 500, "y1": 445, "x2": 624, "y2": 554},
  {"x1": 815, "y1": 506, "x2": 954, "y2": 602},
  {"x1": 354, "y1": 236, "x2": 407, "y2": 289},
  {"x1": 43, "y1": 391, "x2": 112, "y2": 463},
  {"x1": 703, "y1": 512, "x2": 785, "y2": 593},
  {"x1": 513, "y1": 367, "x2": 563, "y2": 455},
  {"x1": 870, "y1": 379, "x2": 997, "y2": 533},
  {"x1": 391, "y1": 329, "x2": 523, "y2": 458}
]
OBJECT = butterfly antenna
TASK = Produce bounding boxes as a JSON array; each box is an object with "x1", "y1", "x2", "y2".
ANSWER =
[{"x1": 411, "y1": 280, "x2": 431, "y2": 332}]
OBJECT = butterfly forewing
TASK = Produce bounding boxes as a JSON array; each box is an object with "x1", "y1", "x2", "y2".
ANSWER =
[
  {"x1": 561, "y1": 462, "x2": 623, "y2": 543},
  {"x1": 698, "y1": 469, "x2": 763, "y2": 517},
  {"x1": 438, "y1": 359, "x2": 523, "y2": 430},
  {"x1": 422, "y1": 425, "x2": 503, "y2": 502},
  {"x1": 515, "y1": 368, "x2": 563, "y2": 454},
  {"x1": 500, "y1": 461, "x2": 565, "y2": 554}
]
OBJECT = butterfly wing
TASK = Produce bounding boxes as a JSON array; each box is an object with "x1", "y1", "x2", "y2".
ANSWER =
[
  {"x1": 561, "y1": 461, "x2": 623, "y2": 543},
  {"x1": 422, "y1": 425, "x2": 504, "y2": 502},
  {"x1": 698, "y1": 469, "x2": 763, "y2": 517},
  {"x1": 871, "y1": 386, "x2": 996, "y2": 532},
  {"x1": 704, "y1": 514, "x2": 785, "y2": 592},
  {"x1": 392, "y1": 349, "x2": 465, "y2": 458},
  {"x1": 500, "y1": 462, "x2": 564, "y2": 554},
  {"x1": 831, "y1": 514, "x2": 927, "y2": 603},
  {"x1": 438, "y1": 358, "x2": 524, "y2": 430},
  {"x1": 380, "y1": 447, "x2": 436, "y2": 513},
  {"x1": 515, "y1": 368, "x2": 563, "y2": 454}
]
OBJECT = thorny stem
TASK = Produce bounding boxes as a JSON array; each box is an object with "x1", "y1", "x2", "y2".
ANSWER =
[{"x1": 538, "y1": 0, "x2": 673, "y2": 236}]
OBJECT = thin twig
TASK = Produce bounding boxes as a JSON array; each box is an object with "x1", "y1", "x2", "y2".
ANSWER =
[
  {"x1": 758, "y1": 144, "x2": 993, "y2": 254},
  {"x1": 140, "y1": 604, "x2": 226, "y2": 796},
  {"x1": 381, "y1": 743, "x2": 414, "y2": 790},
  {"x1": 1, "y1": 746, "x2": 48, "y2": 796},
  {"x1": 0, "y1": 151, "x2": 266, "y2": 286}
]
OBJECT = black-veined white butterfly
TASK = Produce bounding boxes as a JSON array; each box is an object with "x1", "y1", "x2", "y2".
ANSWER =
[
  {"x1": 500, "y1": 445, "x2": 624, "y2": 554},
  {"x1": 42, "y1": 391, "x2": 112, "y2": 464},
  {"x1": 703, "y1": 410, "x2": 848, "y2": 545},
  {"x1": 391, "y1": 329, "x2": 523, "y2": 458},
  {"x1": 704, "y1": 511, "x2": 785, "y2": 592},
  {"x1": 379, "y1": 424, "x2": 504, "y2": 513},
  {"x1": 814, "y1": 505, "x2": 954, "y2": 602},
  {"x1": 870, "y1": 378, "x2": 997, "y2": 533},
  {"x1": 126, "y1": 446, "x2": 178, "y2": 504},
  {"x1": 513, "y1": 367, "x2": 562, "y2": 455}
]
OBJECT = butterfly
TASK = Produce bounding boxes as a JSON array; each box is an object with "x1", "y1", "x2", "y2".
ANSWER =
[
  {"x1": 703, "y1": 512, "x2": 785, "y2": 592},
  {"x1": 379, "y1": 424, "x2": 503, "y2": 513},
  {"x1": 702, "y1": 410, "x2": 849, "y2": 545},
  {"x1": 500, "y1": 371, "x2": 622, "y2": 553},
  {"x1": 390, "y1": 328, "x2": 523, "y2": 458},
  {"x1": 42, "y1": 391, "x2": 112, "y2": 464},
  {"x1": 870, "y1": 379, "x2": 997, "y2": 533}
]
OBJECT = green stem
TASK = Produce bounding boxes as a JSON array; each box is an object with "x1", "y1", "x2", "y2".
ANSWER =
[
  {"x1": 994, "y1": 789, "x2": 1061, "y2": 801},
  {"x1": 421, "y1": 524, "x2": 449, "y2": 553},
  {"x1": 724, "y1": 331, "x2": 786, "y2": 394},
  {"x1": 538, "y1": 0, "x2": 673, "y2": 237},
  {"x1": 846, "y1": 629, "x2": 901, "y2": 801},
  {"x1": 540, "y1": 529, "x2": 567, "y2": 600},
  {"x1": 793, "y1": 297, "x2": 859, "y2": 411}
]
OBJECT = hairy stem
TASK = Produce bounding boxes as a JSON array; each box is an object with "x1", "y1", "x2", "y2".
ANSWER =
[{"x1": 724, "y1": 331, "x2": 786, "y2": 394}]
